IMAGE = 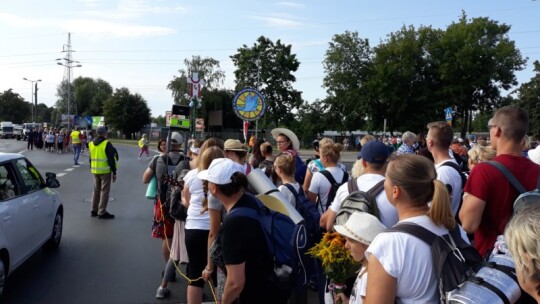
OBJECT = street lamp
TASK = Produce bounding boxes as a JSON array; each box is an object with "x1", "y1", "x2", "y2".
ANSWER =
[
  {"x1": 22, "y1": 77, "x2": 41, "y2": 123},
  {"x1": 57, "y1": 58, "x2": 82, "y2": 129}
]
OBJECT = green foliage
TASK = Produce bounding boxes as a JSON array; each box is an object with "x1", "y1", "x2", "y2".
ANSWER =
[
  {"x1": 515, "y1": 60, "x2": 540, "y2": 138},
  {"x1": 231, "y1": 36, "x2": 302, "y2": 127},
  {"x1": 0, "y1": 89, "x2": 31, "y2": 123},
  {"x1": 293, "y1": 99, "x2": 329, "y2": 145},
  {"x1": 103, "y1": 88, "x2": 151, "y2": 139},
  {"x1": 167, "y1": 56, "x2": 225, "y2": 105},
  {"x1": 72, "y1": 77, "x2": 113, "y2": 116}
]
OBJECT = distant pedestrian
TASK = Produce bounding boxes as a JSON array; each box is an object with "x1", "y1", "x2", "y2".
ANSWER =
[
  {"x1": 89, "y1": 126, "x2": 117, "y2": 219},
  {"x1": 70, "y1": 127, "x2": 82, "y2": 165},
  {"x1": 27, "y1": 129, "x2": 35, "y2": 150},
  {"x1": 138, "y1": 134, "x2": 150, "y2": 159}
]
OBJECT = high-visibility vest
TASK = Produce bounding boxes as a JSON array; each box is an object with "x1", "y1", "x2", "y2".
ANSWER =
[
  {"x1": 138, "y1": 138, "x2": 145, "y2": 148},
  {"x1": 71, "y1": 130, "x2": 81, "y2": 144},
  {"x1": 89, "y1": 140, "x2": 111, "y2": 174}
]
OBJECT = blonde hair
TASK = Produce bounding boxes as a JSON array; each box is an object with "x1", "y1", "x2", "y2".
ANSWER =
[
  {"x1": 274, "y1": 153, "x2": 295, "y2": 176},
  {"x1": 319, "y1": 138, "x2": 342, "y2": 163},
  {"x1": 361, "y1": 135, "x2": 375, "y2": 146},
  {"x1": 198, "y1": 146, "x2": 225, "y2": 171},
  {"x1": 522, "y1": 135, "x2": 531, "y2": 150},
  {"x1": 468, "y1": 145, "x2": 496, "y2": 165},
  {"x1": 260, "y1": 142, "x2": 273, "y2": 157},
  {"x1": 504, "y1": 206, "x2": 540, "y2": 283},
  {"x1": 387, "y1": 154, "x2": 455, "y2": 229},
  {"x1": 351, "y1": 159, "x2": 365, "y2": 178}
]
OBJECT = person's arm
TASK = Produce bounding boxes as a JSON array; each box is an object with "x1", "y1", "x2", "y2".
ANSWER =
[
  {"x1": 320, "y1": 209, "x2": 337, "y2": 231},
  {"x1": 182, "y1": 185, "x2": 191, "y2": 208},
  {"x1": 307, "y1": 191, "x2": 317, "y2": 203},
  {"x1": 222, "y1": 263, "x2": 245, "y2": 304},
  {"x1": 303, "y1": 169, "x2": 313, "y2": 193},
  {"x1": 203, "y1": 208, "x2": 221, "y2": 281},
  {"x1": 143, "y1": 167, "x2": 154, "y2": 184},
  {"x1": 364, "y1": 254, "x2": 397, "y2": 304},
  {"x1": 459, "y1": 193, "x2": 486, "y2": 233}
]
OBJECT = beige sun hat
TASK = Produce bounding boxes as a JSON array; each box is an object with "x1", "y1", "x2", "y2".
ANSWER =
[
  {"x1": 528, "y1": 145, "x2": 540, "y2": 166},
  {"x1": 224, "y1": 139, "x2": 247, "y2": 151},
  {"x1": 334, "y1": 212, "x2": 386, "y2": 245},
  {"x1": 271, "y1": 128, "x2": 300, "y2": 151}
]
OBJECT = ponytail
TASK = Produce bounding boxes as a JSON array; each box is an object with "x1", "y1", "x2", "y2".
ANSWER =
[{"x1": 428, "y1": 180, "x2": 456, "y2": 230}]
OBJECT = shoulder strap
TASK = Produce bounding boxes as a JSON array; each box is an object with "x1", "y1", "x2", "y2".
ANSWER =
[
  {"x1": 440, "y1": 161, "x2": 467, "y2": 187},
  {"x1": 320, "y1": 170, "x2": 337, "y2": 186},
  {"x1": 366, "y1": 179, "x2": 385, "y2": 198},
  {"x1": 387, "y1": 222, "x2": 438, "y2": 245},
  {"x1": 284, "y1": 183, "x2": 300, "y2": 205},
  {"x1": 347, "y1": 177, "x2": 359, "y2": 193},
  {"x1": 485, "y1": 161, "x2": 527, "y2": 194}
]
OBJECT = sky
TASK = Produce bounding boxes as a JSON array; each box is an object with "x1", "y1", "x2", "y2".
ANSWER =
[{"x1": 1, "y1": 0, "x2": 539, "y2": 119}]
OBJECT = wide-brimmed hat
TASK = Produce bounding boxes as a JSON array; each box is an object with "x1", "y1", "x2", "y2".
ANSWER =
[
  {"x1": 528, "y1": 146, "x2": 540, "y2": 166},
  {"x1": 271, "y1": 128, "x2": 300, "y2": 151},
  {"x1": 197, "y1": 158, "x2": 243, "y2": 185},
  {"x1": 334, "y1": 212, "x2": 386, "y2": 245},
  {"x1": 224, "y1": 139, "x2": 247, "y2": 151}
]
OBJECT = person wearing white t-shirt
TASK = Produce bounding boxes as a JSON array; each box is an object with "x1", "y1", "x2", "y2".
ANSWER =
[
  {"x1": 426, "y1": 121, "x2": 463, "y2": 216},
  {"x1": 364, "y1": 154, "x2": 469, "y2": 304},
  {"x1": 322, "y1": 141, "x2": 398, "y2": 230},
  {"x1": 307, "y1": 138, "x2": 348, "y2": 215},
  {"x1": 274, "y1": 153, "x2": 301, "y2": 208},
  {"x1": 333, "y1": 212, "x2": 387, "y2": 304}
]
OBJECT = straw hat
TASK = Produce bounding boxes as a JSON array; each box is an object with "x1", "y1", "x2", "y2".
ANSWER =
[
  {"x1": 334, "y1": 212, "x2": 386, "y2": 245},
  {"x1": 224, "y1": 139, "x2": 247, "y2": 151},
  {"x1": 271, "y1": 128, "x2": 300, "y2": 151}
]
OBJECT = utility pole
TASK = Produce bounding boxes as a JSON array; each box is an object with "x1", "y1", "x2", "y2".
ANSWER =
[
  {"x1": 23, "y1": 77, "x2": 41, "y2": 122},
  {"x1": 57, "y1": 33, "x2": 82, "y2": 130}
]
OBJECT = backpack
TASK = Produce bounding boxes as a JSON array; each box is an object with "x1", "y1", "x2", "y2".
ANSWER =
[
  {"x1": 440, "y1": 161, "x2": 468, "y2": 219},
  {"x1": 486, "y1": 161, "x2": 540, "y2": 214},
  {"x1": 228, "y1": 193, "x2": 308, "y2": 291},
  {"x1": 388, "y1": 223, "x2": 483, "y2": 303},
  {"x1": 167, "y1": 168, "x2": 190, "y2": 221},
  {"x1": 153, "y1": 155, "x2": 188, "y2": 210},
  {"x1": 319, "y1": 170, "x2": 349, "y2": 212},
  {"x1": 334, "y1": 178, "x2": 385, "y2": 226},
  {"x1": 294, "y1": 155, "x2": 307, "y2": 185}
]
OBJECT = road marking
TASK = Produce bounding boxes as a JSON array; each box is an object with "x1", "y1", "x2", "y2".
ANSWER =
[
  {"x1": 57, "y1": 173, "x2": 67, "y2": 177},
  {"x1": 65, "y1": 168, "x2": 74, "y2": 172}
]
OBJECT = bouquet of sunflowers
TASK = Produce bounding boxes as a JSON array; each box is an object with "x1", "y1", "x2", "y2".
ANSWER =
[{"x1": 307, "y1": 231, "x2": 360, "y2": 301}]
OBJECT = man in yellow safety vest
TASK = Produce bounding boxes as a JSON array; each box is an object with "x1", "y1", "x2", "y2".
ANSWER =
[
  {"x1": 70, "y1": 126, "x2": 82, "y2": 165},
  {"x1": 89, "y1": 126, "x2": 118, "y2": 219}
]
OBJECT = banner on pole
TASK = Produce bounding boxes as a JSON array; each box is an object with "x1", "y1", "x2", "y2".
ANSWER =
[{"x1": 444, "y1": 107, "x2": 453, "y2": 126}]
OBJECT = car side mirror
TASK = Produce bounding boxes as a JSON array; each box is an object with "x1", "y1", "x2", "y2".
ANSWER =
[{"x1": 45, "y1": 172, "x2": 60, "y2": 188}]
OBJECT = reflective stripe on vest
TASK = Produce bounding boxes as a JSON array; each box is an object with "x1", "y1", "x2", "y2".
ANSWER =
[
  {"x1": 71, "y1": 131, "x2": 81, "y2": 144},
  {"x1": 89, "y1": 140, "x2": 111, "y2": 174}
]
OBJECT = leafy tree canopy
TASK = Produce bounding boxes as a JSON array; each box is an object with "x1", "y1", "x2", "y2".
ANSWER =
[
  {"x1": 0, "y1": 89, "x2": 31, "y2": 123},
  {"x1": 103, "y1": 87, "x2": 151, "y2": 139}
]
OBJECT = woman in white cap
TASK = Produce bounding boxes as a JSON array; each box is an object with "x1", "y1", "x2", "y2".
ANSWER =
[
  {"x1": 198, "y1": 158, "x2": 289, "y2": 304},
  {"x1": 333, "y1": 212, "x2": 386, "y2": 304},
  {"x1": 364, "y1": 154, "x2": 469, "y2": 303}
]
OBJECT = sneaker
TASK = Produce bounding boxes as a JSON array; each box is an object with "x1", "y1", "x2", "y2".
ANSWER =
[
  {"x1": 98, "y1": 212, "x2": 115, "y2": 219},
  {"x1": 91, "y1": 211, "x2": 98, "y2": 217},
  {"x1": 155, "y1": 286, "x2": 170, "y2": 299}
]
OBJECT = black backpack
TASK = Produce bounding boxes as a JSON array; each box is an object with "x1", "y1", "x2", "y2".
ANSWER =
[
  {"x1": 318, "y1": 170, "x2": 349, "y2": 213},
  {"x1": 388, "y1": 223, "x2": 482, "y2": 303},
  {"x1": 440, "y1": 161, "x2": 468, "y2": 219},
  {"x1": 334, "y1": 178, "x2": 385, "y2": 226}
]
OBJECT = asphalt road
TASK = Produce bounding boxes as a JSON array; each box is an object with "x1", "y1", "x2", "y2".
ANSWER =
[{"x1": 0, "y1": 139, "x2": 193, "y2": 304}]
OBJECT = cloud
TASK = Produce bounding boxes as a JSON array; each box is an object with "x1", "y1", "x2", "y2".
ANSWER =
[
  {"x1": 251, "y1": 15, "x2": 308, "y2": 28},
  {"x1": 82, "y1": 0, "x2": 188, "y2": 19},
  {"x1": 62, "y1": 18, "x2": 175, "y2": 37},
  {"x1": 276, "y1": 2, "x2": 305, "y2": 9},
  {"x1": 77, "y1": 0, "x2": 102, "y2": 8}
]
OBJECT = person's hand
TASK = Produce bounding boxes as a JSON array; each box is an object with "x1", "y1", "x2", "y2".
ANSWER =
[
  {"x1": 113, "y1": 173, "x2": 117, "y2": 183},
  {"x1": 202, "y1": 267, "x2": 213, "y2": 281},
  {"x1": 334, "y1": 292, "x2": 349, "y2": 304}
]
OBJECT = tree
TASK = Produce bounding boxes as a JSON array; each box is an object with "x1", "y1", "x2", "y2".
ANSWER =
[
  {"x1": 516, "y1": 60, "x2": 540, "y2": 138},
  {"x1": 55, "y1": 79, "x2": 74, "y2": 123},
  {"x1": 167, "y1": 55, "x2": 225, "y2": 105},
  {"x1": 103, "y1": 88, "x2": 151, "y2": 139},
  {"x1": 0, "y1": 89, "x2": 31, "y2": 123},
  {"x1": 231, "y1": 36, "x2": 302, "y2": 127},
  {"x1": 72, "y1": 77, "x2": 113, "y2": 116},
  {"x1": 438, "y1": 12, "x2": 526, "y2": 138},
  {"x1": 293, "y1": 99, "x2": 329, "y2": 144},
  {"x1": 369, "y1": 25, "x2": 444, "y2": 134},
  {"x1": 322, "y1": 31, "x2": 374, "y2": 131}
]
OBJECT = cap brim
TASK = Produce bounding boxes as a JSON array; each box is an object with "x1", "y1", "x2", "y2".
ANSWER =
[
  {"x1": 197, "y1": 169, "x2": 209, "y2": 181},
  {"x1": 271, "y1": 128, "x2": 300, "y2": 151}
]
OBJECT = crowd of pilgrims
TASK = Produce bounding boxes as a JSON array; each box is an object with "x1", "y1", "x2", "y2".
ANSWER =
[
  {"x1": 25, "y1": 127, "x2": 93, "y2": 153},
  {"x1": 141, "y1": 105, "x2": 540, "y2": 304}
]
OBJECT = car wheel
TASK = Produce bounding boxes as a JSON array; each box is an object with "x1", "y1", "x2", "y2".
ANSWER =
[
  {"x1": 0, "y1": 258, "x2": 6, "y2": 297},
  {"x1": 45, "y1": 211, "x2": 63, "y2": 250}
]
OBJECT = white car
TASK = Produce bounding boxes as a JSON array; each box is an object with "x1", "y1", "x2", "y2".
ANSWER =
[{"x1": 0, "y1": 153, "x2": 63, "y2": 296}]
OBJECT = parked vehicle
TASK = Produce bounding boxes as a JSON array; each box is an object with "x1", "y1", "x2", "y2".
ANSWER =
[
  {"x1": 0, "y1": 122, "x2": 13, "y2": 139},
  {"x1": 0, "y1": 152, "x2": 63, "y2": 297},
  {"x1": 13, "y1": 125, "x2": 23, "y2": 141},
  {"x1": 22, "y1": 123, "x2": 42, "y2": 140}
]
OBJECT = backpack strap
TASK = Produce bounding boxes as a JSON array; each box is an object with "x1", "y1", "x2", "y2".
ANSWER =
[
  {"x1": 284, "y1": 183, "x2": 300, "y2": 206},
  {"x1": 440, "y1": 161, "x2": 467, "y2": 188},
  {"x1": 485, "y1": 161, "x2": 527, "y2": 194},
  {"x1": 320, "y1": 170, "x2": 348, "y2": 209},
  {"x1": 347, "y1": 177, "x2": 359, "y2": 193},
  {"x1": 365, "y1": 179, "x2": 385, "y2": 219},
  {"x1": 386, "y1": 222, "x2": 438, "y2": 245}
]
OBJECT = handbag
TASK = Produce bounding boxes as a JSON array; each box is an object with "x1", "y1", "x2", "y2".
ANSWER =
[{"x1": 146, "y1": 176, "x2": 157, "y2": 199}]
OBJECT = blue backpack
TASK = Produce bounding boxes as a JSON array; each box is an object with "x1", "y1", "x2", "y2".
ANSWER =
[
  {"x1": 294, "y1": 155, "x2": 307, "y2": 185},
  {"x1": 284, "y1": 184, "x2": 321, "y2": 242},
  {"x1": 228, "y1": 193, "x2": 309, "y2": 290}
]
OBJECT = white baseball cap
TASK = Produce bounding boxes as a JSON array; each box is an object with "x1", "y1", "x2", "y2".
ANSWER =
[
  {"x1": 528, "y1": 146, "x2": 540, "y2": 166},
  {"x1": 197, "y1": 158, "x2": 243, "y2": 185}
]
